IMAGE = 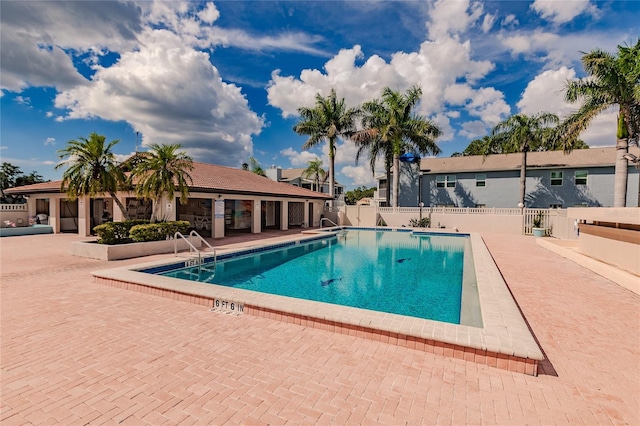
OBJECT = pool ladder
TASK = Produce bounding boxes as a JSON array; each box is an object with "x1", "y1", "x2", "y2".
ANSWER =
[
  {"x1": 174, "y1": 231, "x2": 217, "y2": 280},
  {"x1": 320, "y1": 217, "x2": 339, "y2": 228}
]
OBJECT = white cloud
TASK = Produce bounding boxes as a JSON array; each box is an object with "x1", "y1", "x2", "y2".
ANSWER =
[
  {"x1": 501, "y1": 14, "x2": 519, "y2": 28},
  {"x1": 198, "y1": 2, "x2": 220, "y2": 24},
  {"x1": 459, "y1": 120, "x2": 488, "y2": 139},
  {"x1": 518, "y1": 67, "x2": 616, "y2": 147},
  {"x1": 340, "y1": 165, "x2": 377, "y2": 187},
  {"x1": 481, "y1": 13, "x2": 495, "y2": 33},
  {"x1": 280, "y1": 147, "x2": 319, "y2": 167},
  {"x1": 426, "y1": 0, "x2": 484, "y2": 40},
  {"x1": 54, "y1": 29, "x2": 264, "y2": 167},
  {"x1": 15, "y1": 96, "x2": 30, "y2": 105},
  {"x1": 499, "y1": 30, "x2": 623, "y2": 68},
  {"x1": 44, "y1": 137, "x2": 56, "y2": 146},
  {"x1": 517, "y1": 67, "x2": 576, "y2": 116},
  {"x1": 45, "y1": 112, "x2": 54, "y2": 118},
  {"x1": 1, "y1": 0, "x2": 327, "y2": 95},
  {"x1": 530, "y1": 0, "x2": 596, "y2": 25},
  {"x1": 268, "y1": 37, "x2": 496, "y2": 120},
  {"x1": 0, "y1": 0, "x2": 140, "y2": 93}
]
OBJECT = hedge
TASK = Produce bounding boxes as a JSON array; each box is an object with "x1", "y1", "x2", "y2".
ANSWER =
[
  {"x1": 93, "y1": 220, "x2": 190, "y2": 244},
  {"x1": 129, "y1": 221, "x2": 191, "y2": 242}
]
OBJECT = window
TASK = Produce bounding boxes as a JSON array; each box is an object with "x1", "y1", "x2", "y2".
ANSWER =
[
  {"x1": 436, "y1": 175, "x2": 456, "y2": 188},
  {"x1": 550, "y1": 171, "x2": 563, "y2": 186},
  {"x1": 575, "y1": 170, "x2": 587, "y2": 185},
  {"x1": 476, "y1": 173, "x2": 486, "y2": 187}
]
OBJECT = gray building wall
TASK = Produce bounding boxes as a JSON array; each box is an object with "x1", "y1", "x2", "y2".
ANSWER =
[{"x1": 416, "y1": 167, "x2": 639, "y2": 208}]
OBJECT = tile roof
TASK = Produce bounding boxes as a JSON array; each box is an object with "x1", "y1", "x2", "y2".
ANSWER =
[
  {"x1": 419, "y1": 146, "x2": 640, "y2": 174},
  {"x1": 5, "y1": 162, "x2": 332, "y2": 199},
  {"x1": 188, "y1": 162, "x2": 331, "y2": 199}
]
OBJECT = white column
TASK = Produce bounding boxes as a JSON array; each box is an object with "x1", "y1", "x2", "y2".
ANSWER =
[
  {"x1": 281, "y1": 200, "x2": 288, "y2": 230},
  {"x1": 77, "y1": 196, "x2": 91, "y2": 236},
  {"x1": 213, "y1": 198, "x2": 225, "y2": 238},
  {"x1": 251, "y1": 199, "x2": 261, "y2": 234}
]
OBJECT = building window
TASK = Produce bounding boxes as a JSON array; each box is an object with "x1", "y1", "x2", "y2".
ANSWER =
[
  {"x1": 575, "y1": 170, "x2": 587, "y2": 185},
  {"x1": 476, "y1": 173, "x2": 486, "y2": 187},
  {"x1": 550, "y1": 171, "x2": 563, "y2": 186},
  {"x1": 436, "y1": 175, "x2": 456, "y2": 188}
]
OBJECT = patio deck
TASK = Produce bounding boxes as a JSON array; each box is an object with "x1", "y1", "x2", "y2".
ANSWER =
[{"x1": 1, "y1": 232, "x2": 638, "y2": 424}]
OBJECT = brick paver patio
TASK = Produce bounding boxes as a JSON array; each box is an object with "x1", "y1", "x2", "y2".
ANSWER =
[{"x1": 1, "y1": 232, "x2": 638, "y2": 424}]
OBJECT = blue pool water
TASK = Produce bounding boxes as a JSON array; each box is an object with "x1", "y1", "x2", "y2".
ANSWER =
[{"x1": 158, "y1": 230, "x2": 468, "y2": 324}]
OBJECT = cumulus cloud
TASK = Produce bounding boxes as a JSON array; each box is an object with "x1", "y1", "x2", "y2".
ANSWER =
[
  {"x1": 280, "y1": 147, "x2": 320, "y2": 167},
  {"x1": 267, "y1": 0, "x2": 505, "y2": 142},
  {"x1": 340, "y1": 165, "x2": 377, "y2": 187},
  {"x1": 517, "y1": 67, "x2": 576, "y2": 116},
  {"x1": 54, "y1": 30, "x2": 263, "y2": 167},
  {"x1": 459, "y1": 120, "x2": 488, "y2": 139},
  {"x1": 426, "y1": 0, "x2": 484, "y2": 40},
  {"x1": 44, "y1": 137, "x2": 56, "y2": 146},
  {"x1": 518, "y1": 67, "x2": 616, "y2": 146},
  {"x1": 268, "y1": 38, "x2": 496, "y2": 119},
  {"x1": 530, "y1": 0, "x2": 597, "y2": 25},
  {"x1": 0, "y1": 0, "x2": 141, "y2": 93},
  {"x1": 198, "y1": 2, "x2": 220, "y2": 24},
  {"x1": 499, "y1": 30, "x2": 622, "y2": 68},
  {"x1": 1, "y1": 0, "x2": 329, "y2": 95}
]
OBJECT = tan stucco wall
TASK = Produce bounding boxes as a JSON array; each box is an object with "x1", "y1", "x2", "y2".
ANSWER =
[{"x1": 579, "y1": 233, "x2": 640, "y2": 275}]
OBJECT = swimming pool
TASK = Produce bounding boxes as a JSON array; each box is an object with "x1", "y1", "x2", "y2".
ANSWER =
[
  {"x1": 92, "y1": 228, "x2": 543, "y2": 375},
  {"x1": 157, "y1": 230, "x2": 473, "y2": 324}
]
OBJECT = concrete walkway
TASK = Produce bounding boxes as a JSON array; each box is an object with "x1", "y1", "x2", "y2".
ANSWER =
[{"x1": 1, "y1": 233, "x2": 638, "y2": 424}]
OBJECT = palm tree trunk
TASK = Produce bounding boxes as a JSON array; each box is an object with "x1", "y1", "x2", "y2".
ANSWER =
[
  {"x1": 519, "y1": 151, "x2": 527, "y2": 207},
  {"x1": 385, "y1": 168, "x2": 391, "y2": 206},
  {"x1": 151, "y1": 197, "x2": 162, "y2": 223},
  {"x1": 392, "y1": 153, "x2": 400, "y2": 208},
  {"x1": 328, "y1": 139, "x2": 335, "y2": 206},
  {"x1": 109, "y1": 191, "x2": 130, "y2": 221},
  {"x1": 614, "y1": 137, "x2": 629, "y2": 207}
]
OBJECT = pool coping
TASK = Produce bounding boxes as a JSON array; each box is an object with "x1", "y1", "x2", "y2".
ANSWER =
[{"x1": 92, "y1": 228, "x2": 543, "y2": 375}]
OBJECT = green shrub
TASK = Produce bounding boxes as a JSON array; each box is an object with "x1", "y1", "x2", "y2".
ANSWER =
[
  {"x1": 129, "y1": 221, "x2": 191, "y2": 242},
  {"x1": 94, "y1": 220, "x2": 149, "y2": 244},
  {"x1": 409, "y1": 217, "x2": 430, "y2": 228}
]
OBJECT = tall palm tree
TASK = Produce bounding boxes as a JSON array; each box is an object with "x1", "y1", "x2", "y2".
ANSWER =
[
  {"x1": 132, "y1": 143, "x2": 193, "y2": 222},
  {"x1": 293, "y1": 89, "x2": 359, "y2": 204},
  {"x1": 561, "y1": 40, "x2": 640, "y2": 207},
  {"x1": 302, "y1": 158, "x2": 327, "y2": 192},
  {"x1": 490, "y1": 112, "x2": 560, "y2": 206},
  {"x1": 55, "y1": 132, "x2": 130, "y2": 220},
  {"x1": 353, "y1": 86, "x2": 441, "y2": 207}
]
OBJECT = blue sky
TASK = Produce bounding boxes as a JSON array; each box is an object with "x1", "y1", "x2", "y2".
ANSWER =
[{"x1": 1, "y1": 0, "x2": 638, "y2": 190}]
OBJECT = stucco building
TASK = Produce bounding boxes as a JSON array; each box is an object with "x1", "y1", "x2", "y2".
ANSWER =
[
  {"x1": 5, "y1": 162, "x2": 331, "y2": 237},
  {"x1": 376, "y1": 147, "x2": 640, "y2": 208}
]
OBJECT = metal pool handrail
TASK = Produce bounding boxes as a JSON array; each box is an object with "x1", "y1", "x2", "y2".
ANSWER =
[
  {"x1": 320, "y1": 218, "x2": 338, "y2": 228},
  {"x1": 174, "y1": 231, "x2": 217, "y2": 277}
]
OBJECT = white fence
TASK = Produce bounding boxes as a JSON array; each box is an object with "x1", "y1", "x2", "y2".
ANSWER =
[
  {"x1": 0, "y1": 204, "x2": 29, "y2": 227},
  {"x1": 325, "y1": 205, "x2": 577, "y2": 237}
]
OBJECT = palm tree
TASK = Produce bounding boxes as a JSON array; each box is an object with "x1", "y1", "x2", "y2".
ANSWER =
[
  {"x1": 132, "y1": 143, "x2": 193, "y2": 222},
  {"x1": 353, "y1": 86, "x2": 441, "y2": 207},
  {"x1": 561, "y1": 40, "x2": 640, "y2": 207},
  {"x1": 55, "y1": 132, "x2": 130, "y2": 220},
  {"x1": 293, "y1": 89, "x2": 359, "y2": 205},
  {"x1": 489, "y1": 113, "x2": 560, "y2": 206},
  {"x1": 302, "y1": 158, "x2": 327, "y2": 192},
  {"x1": 247, "y1": 157, "x2": 266, "y2": 176}
]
